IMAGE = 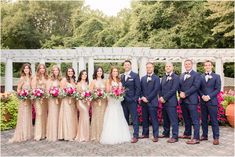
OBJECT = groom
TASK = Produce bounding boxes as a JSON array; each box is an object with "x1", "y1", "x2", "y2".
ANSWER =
[{"x1": 121, "y1": 60, "x2": 141, "y2": 143}]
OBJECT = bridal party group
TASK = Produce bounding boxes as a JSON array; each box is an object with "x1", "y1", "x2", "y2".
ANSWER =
[{"x1": 9, "y1": 59, "x2": 221, "y2": 145}]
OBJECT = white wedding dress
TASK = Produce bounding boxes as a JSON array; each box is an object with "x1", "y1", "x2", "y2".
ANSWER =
[{"x1": 100, "y1": 81, "x2": 131, "y2": 144}]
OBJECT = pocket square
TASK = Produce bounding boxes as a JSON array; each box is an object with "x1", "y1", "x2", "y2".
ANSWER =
[{"x1": 128, "y1": 79, "x2": 134, "y2": 81}]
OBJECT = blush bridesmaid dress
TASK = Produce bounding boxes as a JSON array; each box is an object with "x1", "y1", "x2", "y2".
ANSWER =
[
  {"x1": 75, "y1": 82, "x2": 90, "y2": 142},
  {"x1": 46, "y1": 79, "x2": 60, "y2": 141},
  {"x1": 58, "y1": 82, "x2": 78, "y2": 141},
  {"x1": 90, "y1": 79, "x2": 107, "y2": 141},
  {"x1": 34, "y1": 78, "x2": 48, "y2": 141},
  {"x1": 9, "y1": 77, "x2": 33, "y2": 143}
]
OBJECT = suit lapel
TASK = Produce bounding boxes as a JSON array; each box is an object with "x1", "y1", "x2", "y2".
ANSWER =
[
  {"x1": 162, "y1": 76, "x2": 167, "y2": 85},
  {"x1": 121, "y1": 74, "x2": 126, "y2": 86}
]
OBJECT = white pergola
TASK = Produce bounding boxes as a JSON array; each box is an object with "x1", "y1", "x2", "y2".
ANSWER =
[{"x1": 1, "y1": 47, "x2": 234, "y2": 92}]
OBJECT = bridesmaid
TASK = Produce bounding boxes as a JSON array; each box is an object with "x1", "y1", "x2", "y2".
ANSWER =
[
  {"x1": 9, "y1": 63, "x2": 33, "y2": 143},
  {"x1": 75, "y1": 70, "x2": 90, "y2": 142},
  {"x1": 31, "y1": 64, "x2": 48, "y2": 141},
  {"x1": 90, "y1": 66, "x2": 107, "y2": 141},
  {"x1": 58, "y1": 67, "x2": 78, "y2": 141},
  {"x1": 46, "y1": 65, "x2": 61, "y2": 141}
]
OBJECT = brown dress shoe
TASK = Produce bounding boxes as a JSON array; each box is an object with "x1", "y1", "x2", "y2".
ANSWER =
[
  {"x1": 186, "y1": 139, "x2": 200, "y2": 144},
  {"x1": 139, "y1": 135, "x2": 149, "y2": 139},
  {"x1": 152, "y1": 137, "x2": 158, "y2": 142},
  {"x1": 131, "y1": 138, "x2": 138, "y2": 143},
  {"x1": 167, "y1": 138, "x2": 178, "y2": 143},
  {"x1": 158, "y1": 135, "x2": 169, "y2": 138},
  {"x1": 200, "y1": 136, "x2": 208, "y2": 141},
  {"x1": 179, "y1": 135, "x2": 191, "y2": 139},
  {"x1": 213, "y1": 139, "x2": 219, "y2": 145}
]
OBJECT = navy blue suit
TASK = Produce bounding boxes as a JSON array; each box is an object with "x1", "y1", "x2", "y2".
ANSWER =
[
  {"x1": 121, "y1": 71, "x2": 141, "y2": 138},
  {"x1": 140, "y1": 74, "x2": 160, "y2": 138},
  {"x1": 179, "y1": 70, "x2": 201, "y2": 140},
  {"x1": 159, "y1": 73, "x2": 179, "y2": 139},
  {"x1": 199, "y1": 72, "x2": 221, "y2": 139}
]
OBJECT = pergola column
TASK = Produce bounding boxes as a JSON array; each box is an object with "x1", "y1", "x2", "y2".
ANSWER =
[
  {"x1": 139, "y1": 57, "x2": 148, "y2": 78},
  {"x1": 88, "y1": 56, "x2": 94, "y2": 81},
  {"x1": 5, "y1": 58, "x2": 13, "y2": 92},
  {"x1": 31, "y1": 62, "x2": 36, "y2": 76},
  {"x1": 132, "y1": 57, "x2": 138, "y2": 73},
  {"x1": 72, "y1": 59, "x2": 78, "y2": 75},
  {"x1": 181, "y1": 60, "x2": 185, "y2": 73},
  {"x1": 79, "y1": 56, "x2": 85, "y2": 73},
  {"x1": 216, "y1": 58, "x2": 224, "y2": 90},
  {"x1": 193, "y1": 61, "x2": 197, "y2": 72}
]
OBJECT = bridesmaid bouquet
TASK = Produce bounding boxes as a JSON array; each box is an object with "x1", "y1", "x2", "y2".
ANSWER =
[
  {"x1": 61, "y1": 86, "x2": 77, "y2": 97},
  {"x1": 17, "y1": 89, "x2": 30, "y2": 100},
  {"x1": 92, "y1": 89, "x2": 107, "y2": 100},
  {"x1": 77, "y1": 90, "x2": 93, "y2": 102},
  {"x1": 48, "y1": 87, "x2": 60, "y2": 98},
  {"x1": 109, "y1": 86, "x2": 126, "y2": 101},
  {"x1": 31, "y1": 88, "x2": 45, "y2": 99}
]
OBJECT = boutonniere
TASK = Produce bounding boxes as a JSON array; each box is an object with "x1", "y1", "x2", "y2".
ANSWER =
[
  {"x1": 185, "y1": 74, "x2": 191, "y2": 80},
  {"x1": 167, "y1": 76, "x2": 172, "y2": 81},
  {"x1": 208, "y1": 75, "x2": 213, "y2": 80},
  {"x1": 147, "y1": 77, "x2": 152, "y2": 82}
]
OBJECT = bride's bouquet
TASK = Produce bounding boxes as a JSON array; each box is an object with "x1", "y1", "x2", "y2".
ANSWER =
[
  {"x1": 92, "y1": 88, "x2": 107, "y2": 100},
  {"x1": 48, "y1": 87, "x2": 60, "y2": 98},
  {"x1": 31, "y1": 88, "x2": 45, "y2": 99},
  {"x1": 109, "y1": 86, "x2": 126, "y2": 101},
  {"x1": 17, "y1": 89, "x2": 31, "y2": 100}
]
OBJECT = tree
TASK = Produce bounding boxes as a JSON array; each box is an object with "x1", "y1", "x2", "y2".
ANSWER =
[{"x1": 207, "y1": 1, "x2": 234, "y2": 48}]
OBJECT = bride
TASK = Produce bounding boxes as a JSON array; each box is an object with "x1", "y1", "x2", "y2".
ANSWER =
[{"x1": 100, "y1": 67, "x2": 131, "y2": 144}]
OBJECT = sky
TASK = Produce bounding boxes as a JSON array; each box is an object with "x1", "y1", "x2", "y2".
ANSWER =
[{"x1": 84, "y1": 0, "x2": 131, "y2": 16}]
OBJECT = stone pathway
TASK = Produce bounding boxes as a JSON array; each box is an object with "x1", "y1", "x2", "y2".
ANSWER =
[{"x1": 1, "y1": 126, "x2": 234, "y2": 156}]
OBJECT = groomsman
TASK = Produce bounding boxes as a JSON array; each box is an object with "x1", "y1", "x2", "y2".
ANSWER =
[
  {"x1": 140, "y1": 62, "x2": 160, "y2": 142},
  {"x1": 159, "y1": 62, "x2": 179, "y2": 143},
  {"x1": 121, "y1": 60, "x2": 141, "y2": 143},
  {"x1": 179, "y1": 59, "x2": 201, "y2": 144},
  {"x1": 199, "y1": 60, "x2": 221, "y2": 145}
]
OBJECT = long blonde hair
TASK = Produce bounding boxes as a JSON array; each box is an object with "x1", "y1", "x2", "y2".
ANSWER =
[
  {"x1": 50, "y1": 65, "x2": 62, "y2": 81},
  {"x1": 36, "y1": 64, "x2": 48, "y2": 80}
]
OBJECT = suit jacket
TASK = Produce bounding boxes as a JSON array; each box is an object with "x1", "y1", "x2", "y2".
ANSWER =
[
  {"x1": 199, "y1": 72, "x2": 221, "y2": 106},
  {"x1": 159, "y1": 73, "x2": 180, "y2": 107},
  {"x1": 179, "y1": 70, "x2": 201, "y2": 105},
  {"x1": 121, "y1": 71, "x2": 141, "y2": 103},
  {"x1": 140, "y1": 74, "x2": 160, "y2": 107}
]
